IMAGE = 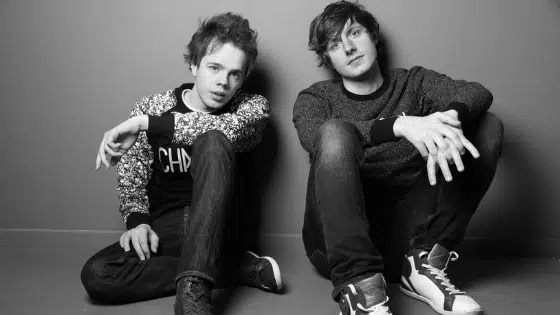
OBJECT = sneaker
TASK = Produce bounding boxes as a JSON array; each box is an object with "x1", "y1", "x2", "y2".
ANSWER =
[
  {"x1": 238, "y1": 250, "x2": 283, "y2": 292},
  {"x1": 400, "y1": 244, "x2": 482, "y2": 315},
  {"x1": 174, "y1": 276, "x2": 213, "y2": 315},
  {"x1": 338, "y1": 273, "x2": 393, "y2": 315}
]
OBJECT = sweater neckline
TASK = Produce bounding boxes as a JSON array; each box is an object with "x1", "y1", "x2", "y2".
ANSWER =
[
  {"x1": 174, "y1": 83, "x2": 195, "y2": 111},
  {"x1": 341, "y1": 76, "x2": 389, "y2": 101},
  {"x1": 173, "y1": 83, "x2": 231, "y2": 115}
]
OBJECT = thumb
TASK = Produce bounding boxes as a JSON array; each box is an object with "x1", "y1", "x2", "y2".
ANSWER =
[{"x1": 439, "y1": 114, "x2": 461, "y2": 127}]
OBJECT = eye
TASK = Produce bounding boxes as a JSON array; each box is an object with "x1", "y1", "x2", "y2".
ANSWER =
[
  {"x1": 329, "y1": 41, "x2": 340, "y2": 51},
  {"x1": 231, "y1": 72, "x2": 242, "y2": 81},
  {"x1": 209, "y1": 65, "x2": 219, "y2": 72},
  {"x1": 350, "y1": 29, "x2": 361, "y2": 37}
]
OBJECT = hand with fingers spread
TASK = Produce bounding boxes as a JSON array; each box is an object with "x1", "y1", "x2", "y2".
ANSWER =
[
  {"x1": 440, "y1": 110, "x2": 479, "y2": 160},
  {"x1": 426, "y1": 142, "x2": 457, "y2": 186},
  {"x1": 425, "y1": 110, "x2": 481, "y2": 186},
  {"x1": 95, "y1": 115, "x2": 149, "y2": 170},
  {"x1": 119, "y1": 223, "x2": 159, "y2": 260},
  {"x1": 393, "y1": 111, "x2": 465, "y2": 160}
]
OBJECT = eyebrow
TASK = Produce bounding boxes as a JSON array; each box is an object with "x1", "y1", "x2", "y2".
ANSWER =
[
  {"x1": 207, "y1": 61, "x2": 243, "y2": 74},
  {"x1": 207, "y1": 61, "x2": 223, "y2": 68},
  {"x1": 344, "y1": 24, "x2": 364, "y2": 36}
]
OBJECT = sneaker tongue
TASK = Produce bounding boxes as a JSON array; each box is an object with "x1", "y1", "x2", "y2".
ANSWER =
[
  {"x1": 354, "y1": 273, "x2": 386, "y2": 307},
  {"x1": 427, "y1": 244, "x2": 450, "y2": 270}
]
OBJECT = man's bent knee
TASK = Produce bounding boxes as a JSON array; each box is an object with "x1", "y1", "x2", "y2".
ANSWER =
[
  {"x1": 315, "y1": 119, "x2": 362, "y2": 158},
  {"x1": 81, "y1": 258, "x2": 111, "y2": 302},
  {"x1": 192, "y1": 130, "x2": 234, "y2": 156},
  {"x1": 80, "y1": 257, "x2": 125, "y2": 303},
  {"x1": 476, "y1": 112, "x2": 504, "y2": 160}
]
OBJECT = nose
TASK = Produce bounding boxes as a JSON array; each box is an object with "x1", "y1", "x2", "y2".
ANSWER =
[
  {"x1": 217, "y1": 71, "x2": 229, "y2": 89},
  {"x1": 342, "y1": 37, "x2": 356, "y2": 55}
]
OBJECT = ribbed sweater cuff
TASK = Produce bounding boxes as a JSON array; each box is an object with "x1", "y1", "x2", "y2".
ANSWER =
[
  {"x1": 148, "y1": 114, "x2": 175, "y2": 142},
  {"x1": 445, "y1": 102, "x2": 470, "y2": 123},
  {"x1": 125, "y1": 212, "x2": 150, "y2": 230},
  {"x1": 371, "y1": 117, "x2": 399, "y2": 145}
]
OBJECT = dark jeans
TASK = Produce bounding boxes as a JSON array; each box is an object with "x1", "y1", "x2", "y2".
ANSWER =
[
  {"x1": 302, "y1": 112, "x2": 504, "y2": 300},
  {"x1": 81, "y1": 130, "x2": 238, "y2": 304}
]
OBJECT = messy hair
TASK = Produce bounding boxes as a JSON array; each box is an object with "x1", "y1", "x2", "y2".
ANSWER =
[
  {"x1": 308, "y1": 1, "x2": 382, "y2": 73},
  {"x1": 183, "y1": 12, "x2": 258, "y2": 76}
]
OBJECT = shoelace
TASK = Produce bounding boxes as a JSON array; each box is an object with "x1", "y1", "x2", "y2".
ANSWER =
[
  {"x1": 183, "y1": 294, "x2": 212, "y2": 314},
  {"x1": 347, "y1": 284, "x2": 391, "y2": 314},
  {"x1": 419, "y1": 251, "x2": 465, "y2": 295},
  {"x1": 184, "y1": 302, "x2": 212, "y2": 314},
  {"x1": 182, "y1": 282, "x2": 213, "y2": 313}
]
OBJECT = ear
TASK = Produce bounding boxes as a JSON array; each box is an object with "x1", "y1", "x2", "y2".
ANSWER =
[{"x1": 190, "y1": 63, "x2": 198, "y2": 77}]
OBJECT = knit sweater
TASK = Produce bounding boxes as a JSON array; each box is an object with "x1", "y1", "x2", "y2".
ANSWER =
[
  {"x1": 292, "y1": 66, "x2": 493, "y2": 186},
  {"x1": 117, "y1": 83, "x2": 270, "y2": 229}
]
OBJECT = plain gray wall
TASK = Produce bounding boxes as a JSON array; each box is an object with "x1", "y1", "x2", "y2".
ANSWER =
[{"x1": 1, "y1": 0, "x2": 559, "y2": 253}]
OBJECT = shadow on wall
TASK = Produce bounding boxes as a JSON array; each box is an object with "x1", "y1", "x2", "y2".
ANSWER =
[
  {"x1": 448, "y1": 134, "x2": 551, "y2": 290},
  {"x1": 456, "y1": 124, "x2": 548, "y2": 257},
  {"x1": 492, "y1": 134, "x2": 547, "y2": 255},
  {"x1": 234, "y1": 64, "x2": 280, "y2": 251}
]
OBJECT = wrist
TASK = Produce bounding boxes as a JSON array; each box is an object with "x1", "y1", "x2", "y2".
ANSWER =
[
  {"x1": 393, "y1": 116, "x2": 406, "y2": 137},
  {"x1": 137, "y1": 223, "x2": 151, "y2": 230},
  {"x1": 133, "y1": 115, "x2": 149, "y2": 132}
]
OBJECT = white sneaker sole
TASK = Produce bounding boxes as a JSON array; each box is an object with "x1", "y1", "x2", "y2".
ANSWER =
[
  {"x1": 246, "y1": 251, "x2": 283, "y2": 290},
  {"x1": 400, "y1": 285, "x2": 482, "y2": 315}
]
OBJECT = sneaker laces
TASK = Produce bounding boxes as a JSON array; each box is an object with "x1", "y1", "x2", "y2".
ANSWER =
[
  {"x1": 419, "y1": 251, "x2": 465, "y2": 295},
  {"x1": 181, "y1": 282, "x2": 212, "y2": 314},
  {"x1": 347, "y1": 284, "x2": 391, "y2": 314}
]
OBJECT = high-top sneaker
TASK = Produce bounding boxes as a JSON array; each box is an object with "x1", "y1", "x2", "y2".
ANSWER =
[
  {"x1": 238, "y1": 251, "x2": 283, "y2": 292},
  {"x1": 174, "y1": 276, "x2": 213, "y2": 315},
  {"x1": 400, "y1": 244, "x2": 482, "y2": 315},
  {"x1": 338, "y1": 273, "x2": 392, "y2": 315}
]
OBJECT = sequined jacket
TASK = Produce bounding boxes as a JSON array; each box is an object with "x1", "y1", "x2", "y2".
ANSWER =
[{"x1": 117, "y1": 84, "x2": 270, "y2": 228}]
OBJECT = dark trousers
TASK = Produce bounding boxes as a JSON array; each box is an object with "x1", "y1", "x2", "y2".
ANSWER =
[
  {"x1": 302, "y1": 112, "x2": 504, "y2": 300},
  {"x1": 80, "y1": 130, "x2": 238, "y2": 304}
]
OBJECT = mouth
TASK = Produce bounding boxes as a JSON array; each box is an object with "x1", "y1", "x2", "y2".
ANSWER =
[
  {"x1": 347, "y1": 55, "x2": 363, "y2": 65},
  {"x1": 210, "y1": 91, "x2": 227, "y2": 98}
]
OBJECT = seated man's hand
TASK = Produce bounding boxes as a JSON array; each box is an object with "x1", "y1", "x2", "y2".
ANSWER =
[
  {"x1": 119, "y1": 223, "x2": 159, "y2": 260},
  {"x1": 426, "y1": 137, "x2": 480, "y2": 186},
  {"x1": 426, "y1": 109, "x2": 481, "y2": 185},
  {"x1": 394, "y1": 112, "x2": 464, "y2": 160},
  {"x1": 95, "y1": 115, "x2": 149, "y2": 170},
  {"x1": 439, "y1": 109, "x2": 480, "y2": 158}
]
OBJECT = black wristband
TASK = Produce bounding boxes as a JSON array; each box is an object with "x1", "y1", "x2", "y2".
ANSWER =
[{"x1": 371, "y1": 117, "x2": 399, "y2": 145}]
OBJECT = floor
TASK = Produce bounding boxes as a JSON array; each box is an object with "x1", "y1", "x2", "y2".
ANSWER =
[{"x1": 1, "y1": 236, "x2": 560, "y2": 315}]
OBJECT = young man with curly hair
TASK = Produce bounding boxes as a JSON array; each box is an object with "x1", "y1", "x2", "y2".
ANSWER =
[
  {"x1": 82, "y1": 12, "x2": 282, "y2": 315},
  {"x1": 293, "y1": 1, "x2": 503, "y2": 314}
]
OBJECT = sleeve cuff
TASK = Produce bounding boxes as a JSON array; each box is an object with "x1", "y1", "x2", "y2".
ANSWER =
[
  {"x1": 125, "y1": 212, "x2": 151, "y2": 230},
  {"x1": 148, "y1": 114, "x2": 175, "y2": 142},
  {"x1": 371, "y1": 117, "x2": 399, "y2": 145},
  {"x1": 445, "y1": 102, "x2": 470, "y2": 123}
]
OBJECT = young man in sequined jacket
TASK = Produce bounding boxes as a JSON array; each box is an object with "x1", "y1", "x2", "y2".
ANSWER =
[{"x1": 81, "y1": 12, "x2": 282, "y2": 315}]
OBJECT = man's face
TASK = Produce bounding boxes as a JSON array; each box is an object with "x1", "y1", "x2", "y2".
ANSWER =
[
  {"x1": 191, "y1": 42, "x2": 247, "y2": 112},
  {"x1": 326, "y1": 20, "x2": 377, "y2": 80}
]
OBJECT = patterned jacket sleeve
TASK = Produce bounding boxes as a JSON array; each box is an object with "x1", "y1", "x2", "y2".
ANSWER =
[
  {"x1": 116, "y1": 96, "x2": 155, "y2": 229},
  {"x1": 149, "y1": 92, "x2": 270, "y2": 152}
]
